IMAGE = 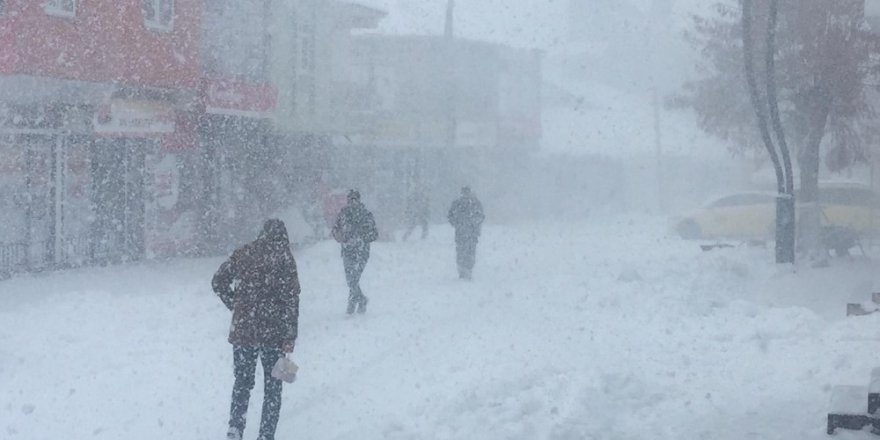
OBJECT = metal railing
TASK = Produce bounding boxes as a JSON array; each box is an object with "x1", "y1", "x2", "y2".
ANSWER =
[{"x1": 0, "y1": 242, "x2": 27, "y2": 274}]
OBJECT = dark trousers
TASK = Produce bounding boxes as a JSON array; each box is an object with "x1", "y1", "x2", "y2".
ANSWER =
[
  {"x1": 455, "y1": 236, "x2": 478, "y2": 279},
  {"x1": 229, "y1": 346, "x2": 284, "y2": 440},
  {"x1": 343, "y1": 245, "x2": 369, "y2": 310}
]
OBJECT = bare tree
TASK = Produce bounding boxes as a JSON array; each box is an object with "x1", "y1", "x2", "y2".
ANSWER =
[
  {"x1": 743, "y1": 0, "x2": 795, "y2": 263},
  {"x1": 678, "y1": 0, "x2": 880, "y2": 261}
]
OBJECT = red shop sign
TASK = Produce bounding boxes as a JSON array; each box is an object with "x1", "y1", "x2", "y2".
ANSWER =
[{"x1": 203, "y1": 79, "x2": 277, "y2": 118}]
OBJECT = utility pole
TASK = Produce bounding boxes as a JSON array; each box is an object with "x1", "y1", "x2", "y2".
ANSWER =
[
  {"x1": 440, "y1": 0, "x2": 458, "y2": 192},
  {"x1": 444, "y1": 0, "x2": 456, "y2": 151}
]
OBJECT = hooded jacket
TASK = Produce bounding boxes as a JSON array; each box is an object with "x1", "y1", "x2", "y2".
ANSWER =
[
  {"x1": 212, "y1": 219, "x2": 300, "y2": 348},
  {"x1": 448, "y1": 192, "x2": 485, "y2": 240},
  {"x1": 332, "y1": 199, "x2": 378, "y2": 247}
]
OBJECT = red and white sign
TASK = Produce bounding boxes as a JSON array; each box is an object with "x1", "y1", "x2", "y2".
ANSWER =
[
  {"x1": 151, "y1": 154, "x2": 181, "y2": 210},
  {"x1": 94, "y1": 99, "x2": 175, "y2": 136},
  {"x1": 203, "y1": 78, "x2": 277, "y2": 118}
]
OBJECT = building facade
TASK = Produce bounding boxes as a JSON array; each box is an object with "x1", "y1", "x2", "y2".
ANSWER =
[
  {"x1": 338, "y1": 34, "x2": 543, "y2": 227},
  {"x1": 267, "y1": 0, "x2": 386, "y2": 235},
  {"x1": 0, "y1": 0, "x2": 203, "y2": 273},
  {"x1": 0, "y1": 0, "x2": 543, "y2": 272},
  {"x1": 198, "y1": 0, "x2": 278, "y2": 252}
]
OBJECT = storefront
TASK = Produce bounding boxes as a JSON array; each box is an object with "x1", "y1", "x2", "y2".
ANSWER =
[
  {"x1": 0, "y1": 131, "x2": 53, "y2": 272},
  {"x1": 93, "y1": 96, "x2": 198, "y2": 262},
  {"x1": 198, "y1": 78, "x2": 277, "y2": 253},
  {"x1": 0, "y1": 91, "x2": 198, "y2": 274},
  {"x1": 0, "y1": 103, "x2": 92, "y2": 273},
  {"x1": 0, "y1": 0, "x2": 205, "y2": 273}
]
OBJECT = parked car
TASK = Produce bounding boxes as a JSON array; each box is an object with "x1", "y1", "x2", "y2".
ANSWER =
[
  {"x1": 673, "y1": 192, "x2": 777, "y2": 241},
  {"x1": 672, "y1": 183, "x2": 880, "y2": 243},
  {"x1": 816, "y1": 184, "x2": 880, "y2": 236}
]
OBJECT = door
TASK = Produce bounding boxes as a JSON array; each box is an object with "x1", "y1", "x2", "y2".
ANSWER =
[
  {"x1": 24, "y1": 135, "x2": 54, "y2": 269},
  {"x1": 56, "y1": 136, "x2": 93, "y2": 266},
  {"x1": 0, "y1": 135, "x2": 29, "y2": 271},
  {"x1": 90, "y1": 139, "x2": 147, "y2": 263}
]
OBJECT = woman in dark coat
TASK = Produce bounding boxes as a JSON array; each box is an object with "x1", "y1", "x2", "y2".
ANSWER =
[{"x1": 212, "y1": 219, "x2": 300, "y2": 440}]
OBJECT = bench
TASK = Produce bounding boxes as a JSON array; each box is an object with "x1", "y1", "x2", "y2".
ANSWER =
[
  {"x1": 846, "y1": 293, "x2": 880, "y2": 317},
  {"x1": 827, "y1": 368, "x2": 880, "y2": 434}
]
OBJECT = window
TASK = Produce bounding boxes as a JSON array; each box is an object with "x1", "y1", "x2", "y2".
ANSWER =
[
  {"x1": 298, "y1": 75, "x2": 315, "y2": 117},
  {"x1": 308, "y1": 80, "x2": 316, "y2": 116},
  {"x1": 300, "y1": 10, "x2": 316, "y2": 73},
  {"x1": 817, "y1": 187, "x2": 880, "y2": 208},
  {"x1": 43, "y1": 0, "x2": 75, "y2": 17},
  {"x1": 301, "y1": 37, "x2": 312, "y2": 70},
  {"x1": 289, "y1": 18, "x2": 298, "y2": 114},
  {"x1": 144, "y1": 0, "x2": 174, "y2": 30}
]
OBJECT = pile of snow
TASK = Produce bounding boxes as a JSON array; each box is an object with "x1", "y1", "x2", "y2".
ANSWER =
[{"x1": 2, "y1": 217, "x2": 880, "y2": 439}]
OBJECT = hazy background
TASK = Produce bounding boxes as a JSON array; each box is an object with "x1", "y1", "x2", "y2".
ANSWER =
[{"x1": 359, "y1": 0, "x2": 742, "y2": 222}]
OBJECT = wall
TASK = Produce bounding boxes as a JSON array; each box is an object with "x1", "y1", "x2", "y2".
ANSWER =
[{"x1": 2, "y1": 0, "x2": 201, "y2": 90}]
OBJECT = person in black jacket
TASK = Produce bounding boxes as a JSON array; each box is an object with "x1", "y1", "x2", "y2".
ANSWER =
[
  {"x1": 402, "y1": 186, "x2": 430, "y2": 241},
  {"x1": 212, "y1": 219, "x2": 300, "y2": 440},
  {"x1": 332, "y1": 190, "x2": 378, "y2": 314},
  {"x1": 448, "y1": 186, "x2": 485, "y2": 280}
]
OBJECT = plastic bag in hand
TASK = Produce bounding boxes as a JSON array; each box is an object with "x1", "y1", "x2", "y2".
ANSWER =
[{"x1": 271, "y1": 356, "x2": 299, "y2": 383}]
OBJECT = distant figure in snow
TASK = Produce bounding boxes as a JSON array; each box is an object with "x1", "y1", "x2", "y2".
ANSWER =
[
  {"x1": 332, "y1": 190, "x2": 379, "y2": 314},
  {"x1": 402, "y1": 185, "x2": 430, "y2": 241},
  {"x1": 447, "y1": 186, "x2": 485, "y2": 280},
  {"x1": 212, "y1": 219, "x2": 300, "y2": 440}
]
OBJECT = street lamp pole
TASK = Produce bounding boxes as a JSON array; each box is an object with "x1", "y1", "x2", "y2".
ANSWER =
[{"x1": 444, "y1": 0, "x2": 456, "y2": 152}]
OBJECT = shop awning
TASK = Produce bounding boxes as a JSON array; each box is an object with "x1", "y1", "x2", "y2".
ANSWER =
[{"x1": 0, "y1": 75, "x2": 116, "y2": 106}]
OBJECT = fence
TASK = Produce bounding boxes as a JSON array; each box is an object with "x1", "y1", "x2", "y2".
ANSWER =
[{"x1": 0, "y1": 242, "x2": 27, "y2": 275}]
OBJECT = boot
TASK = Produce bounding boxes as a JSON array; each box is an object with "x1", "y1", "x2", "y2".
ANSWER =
[
  {"x1": 227, "y1": 428, "x2": 242, "y2": 440},
  {"x1": 357, "y1": 296, "x2": 368, "y2": 314}
]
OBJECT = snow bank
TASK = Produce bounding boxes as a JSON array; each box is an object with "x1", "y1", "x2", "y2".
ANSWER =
[{"x1": 2, "y1": 218, "x2": 880, "y2": 439}]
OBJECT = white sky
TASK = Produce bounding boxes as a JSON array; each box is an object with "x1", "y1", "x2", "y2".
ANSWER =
[
  {"x1": 364, "y1": 0, "x2": 724, "y2": 158},
  {"x1": 372, "y1": 0, "x2": 710, "y2": 51}
]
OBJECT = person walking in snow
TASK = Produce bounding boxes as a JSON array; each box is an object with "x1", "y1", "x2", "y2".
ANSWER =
[
  {"x1": 402, "y1": 185, "x2": 430, "y2": 241},
  {"x1": 212, "y1": 219, "x2": 300, "y2": 440},
  {"x1": 447, "y1": 186, "x2": 485, "y2": 280},
  {"x1": 332, "y1": 189, "x2": 379, "y2": 314}
]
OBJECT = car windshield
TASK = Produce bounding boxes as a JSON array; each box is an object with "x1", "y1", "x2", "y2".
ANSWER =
[{"x1": 817, "y1": 187, "x2": 880, "y2": 208}]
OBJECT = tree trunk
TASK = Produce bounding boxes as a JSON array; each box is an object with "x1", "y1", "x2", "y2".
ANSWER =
[
  {"x1": 797, "y1": 87, "x2": 832, "y2": 260},
  {"x1": 765, "y1": 0, "x2": 796, "y2": 264},
  {"x1": 743, "y1": 0, "x2": 795, "y2": 263}
]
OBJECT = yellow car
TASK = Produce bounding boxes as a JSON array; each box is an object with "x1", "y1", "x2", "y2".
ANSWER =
[
  {"x1": 673, "y1": 183, "x2": 880, "y2": 242},
  {"x1": 673, "y1": 192, "x2": 778, "y2": 241},
  {"x1": 819, "y1": 184, "x2": 880, "y2": 236}
]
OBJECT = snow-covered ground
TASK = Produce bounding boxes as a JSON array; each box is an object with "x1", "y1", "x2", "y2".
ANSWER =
[{"x1": 3, "y1": 217, "x2": 880, "y2": 440}]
